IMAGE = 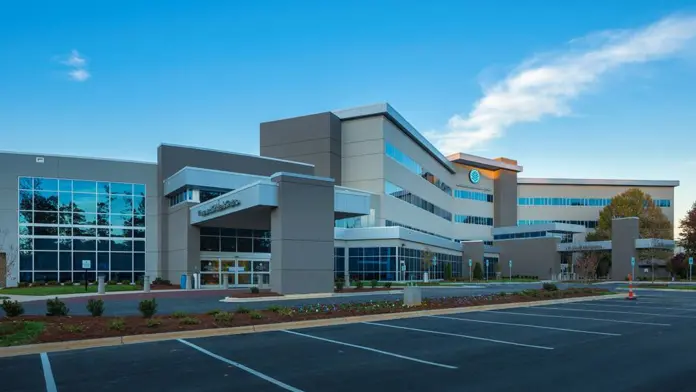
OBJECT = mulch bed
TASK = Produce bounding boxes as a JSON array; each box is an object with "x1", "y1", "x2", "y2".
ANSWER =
[{"x1": 0, "y1": 288, "x2": 610, "y2": 346}]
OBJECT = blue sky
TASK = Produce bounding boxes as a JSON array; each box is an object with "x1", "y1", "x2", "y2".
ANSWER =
[{"x1": 1, "y1": 0, "x2": 695, "y2": 233}]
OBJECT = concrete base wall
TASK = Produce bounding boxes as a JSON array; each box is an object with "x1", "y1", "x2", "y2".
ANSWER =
[
  {"x1": 462, "y1": 241, "x2": 484, "y2": 279},
  {"x1": 496, "y1": 237, "x2": 561, "y2": 280},
  {"x1": 611, "y1": 217, "x2": 639, "y2": 280}
]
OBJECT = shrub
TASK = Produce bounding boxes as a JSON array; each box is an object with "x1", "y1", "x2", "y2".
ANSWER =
[
  {"x1": 86, "y1": 299, "x2": 105, "y2": 317},
  {"x1": 250, "y1": 286, "x2": 260, "y2": 294},
  {"x1": 542, "y1": 283, "x2": 558, "y2": 291},
  {"x1": 206, "y1": 309, "x2": 221, "y2": 316},
  {"x1": 18, "y1": 282, "x2": 29, "y2": 288},
  {"x1": 46, "y1": 297, "x2": 69, "y2": 316},
  {"x1": 1, "y1": 300, "x2": 24, "y2": 317},
  {"x1": 107, "y1": 280, "x2": 117, "y2": 285},
  {"x1": 138, "y1": 298, "x2": 158, "y2": 318},
  {"x1": 473, "y1": 262, "x2": 483, "y2": 280},
  {"x1": 498, "y1": 292, "x2": 507, "y2": 297},
  {"x1": 267, "y1": 305, "x2": 282, "y2": 313},
  {"x1": 335, "y1": 280, "x2": 344, "y2": 292},
  {"x1": 235, "y1": 306, "x2": 251, "y2": 314},
  {"x1": 153, "y1": 277, "x2": 171, "y2": 285},
  {"x1": 213, "y1": 311, "x2": 234, "y2": 323},
  {"x1": 120, "y1": 279, "x2": 131, "y2": 285},
  {"x1": 249, "y1": 311, "x2": 263, "y2": 320},
  {"x1": 277, "y1": 307, "x2": 294, "y2": 317},
  {"x1": 171, "y1": 311, "x2": 188, "y2": 319},
  {"x1": 79, "y1": 280, "x2": 87, "y2": 286},
  {"x1": 384, "y1": 282, "x2": 392, "y2": 289},
  {"x1": 355, "y1": 281, "x2": 364, "y2": 289},
  {"x1": 179, "y1": 316, "x2": 200, "y2": 325},
  {"x1": 146, "y1": 319, "x2": 162, "y2": 328},
  {"x1": 61, "y1": 324, "x2": 84, "y2": 333},
  {"x1": 370, "y1": 279, "x2": 378, "y2": 288},
  {"x1": 108, "y1": 318, "x2": 125, "y2": 331},
  {"x1": 444, "y1": 263, "x2": 453, "y2": 280},
  {"x1": 46, "y1": 280, "x2": 58, "y2": 286}
]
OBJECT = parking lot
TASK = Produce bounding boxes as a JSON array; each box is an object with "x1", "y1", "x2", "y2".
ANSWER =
[{"x1": 4, "y1": 291, "x2": 696, "y2": 392}]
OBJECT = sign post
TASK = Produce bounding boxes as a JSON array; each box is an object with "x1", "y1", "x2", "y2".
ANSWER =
[
  {"x1": 485, "y1": 259, "x2": 490, "y2": 282},
  {"x1": 509, "y1": 260, "x2": 512, "y2": 282},
  {"x1": 82, "y1": 260, "x2": 91, "y2": 292},
  {"x1": 631, "y1": 257, "x2": 635, "y2": 282},
  {"x1": 468, "y1": 259, "x2": 472, "y2": 282},
  {"x1": 689, "y1": 257, "x2": 693, "y2": 282}
]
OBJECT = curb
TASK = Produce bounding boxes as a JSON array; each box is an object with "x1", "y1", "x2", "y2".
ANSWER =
[
  {"x1": 0, "y1": 293, "x2": 623, "y2": 358},
  {"x1": 221, "y1": 290, "x2": 405, "y2": 302}
]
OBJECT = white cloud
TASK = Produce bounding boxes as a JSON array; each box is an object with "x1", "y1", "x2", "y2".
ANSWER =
[
  {"x1": 62, "y1": 49, "x2": 86, "y2": 67},
  {"x1": 427, "y1": 14, "x2": 696, "y2": 155},
  {"x1": 58, "y1": 49, "x2": 91, "y2": 82},
  {"x1": 68, "y1": 68, "x2": 91, "y2": 82}
]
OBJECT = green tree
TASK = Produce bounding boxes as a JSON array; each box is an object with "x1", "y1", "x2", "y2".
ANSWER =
[
  {"x1": 679, "y1": 201, "x2": 696, "y2": 256},
  {"x1": 587, "y1": 188, "x2": 673, "y2": 269},
  {"x1": 473, "y1": 262, "x2": 483, "y2": 280},
  {"x1": 420, "y1": 248, "x2": 434, "y2": 271}
]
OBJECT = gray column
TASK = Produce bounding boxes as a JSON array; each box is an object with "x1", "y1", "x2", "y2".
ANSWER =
[
  {"x1": 611, "y1": 217, "x2": 639, "y2": 280},
  {"x1": 462, "y1": 241, "x2": 484, "y2": 279},
  {"x1": 493, "y1": 168, "x2": 518, "y2": 227},
  {"x1": 497, "y1": 237, "x2": 561, "y2": 279},
  {"x1": 270, "y1": 173, "x2": 335, "y2": 294}
]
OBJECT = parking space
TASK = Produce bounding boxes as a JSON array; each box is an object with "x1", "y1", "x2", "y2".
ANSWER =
[{"x1": 5, "y1": 293, "x2": 696, "y2": 391}]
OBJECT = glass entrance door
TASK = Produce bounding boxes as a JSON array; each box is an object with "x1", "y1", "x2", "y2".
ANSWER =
[{"x1": 200, "y1": 257, "x2": 270, "y2": 287}]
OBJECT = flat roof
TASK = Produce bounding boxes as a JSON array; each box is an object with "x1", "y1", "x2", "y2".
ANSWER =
[
  {"x1": 518, "y1": 178, "x2": 680, "y2": 187},
  {"x1": 332, "y1": 103, "x2": 457, "y2": 174},
  {"x1": 447, "y1": 152, "x2": 523, "y2": 172},
  {"x1": 159, "y1": 143, "x2": 315, "y2": 168}
]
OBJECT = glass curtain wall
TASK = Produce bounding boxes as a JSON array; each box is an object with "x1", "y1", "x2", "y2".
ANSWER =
[
  {"x1": 343, "y1": 246, "x2": 462, "y2": 282},
  {"x1": 18, "y1": 177, "x2": 146, "y2": 283}
]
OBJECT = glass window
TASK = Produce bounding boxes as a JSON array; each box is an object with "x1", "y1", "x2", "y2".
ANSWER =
[
  {"x1": 73, "y1": 193, "x2": 97, "y2": 213},
  {"x1": 253, "y1": 238, "x2": 270, "y2": 253},
  {"x1": 19, "y1": 177, "x2": 33, "y2": 190},
  {"x1": 220, "y1": 237, "x2": 236, "y2": 252},
  {"x1": 34, "y1": 251, "x2": 58, "y2": 270},
  {"x1": 97, "y1": 252, "x2": 109, "y2": 270},
  {"x1": 134, "y1": 240, "x2": 145, "y2": 252},
  {"x1": 134, "y1": 184, "x2": 146, "y2": 197},
  {"x1": 111, "y1": 253, "x2": 133, "y2": 270},
  {"x1": 73, "y1": 252, "x2": 97, "y2": 270},
  {"x1": 34, "y1": 238, "x2": 58, "y2": 250},
  {"x1": 134, "y1": 253, "x2": 145, "y2": 270},
  {"x1": 74, "y1": 239, "x2": 96, "y2": 251},
  {"x1": 110, "y1": 214, "x2": 132, "y2": 227},
  {"x1": 34, "y1": 226, "x2": 58, "y2": 236},
  {"x1": 59, "y1": 179, "x2": 72, "y2": 192},
  {"x1": 111, "y1": 239, "x2": 132, "y2": 252},
  {"x1": 20, "y1": 252, "x2": 32, "y2": 270},
  {"x1": 72, "y1": 180, "x2": 96, "y2": 193},
  {"x1": 200, "y1": 236, "x2": 220, "y2": 251},
  {"x1": 34, "y1": 178, "x2": 58, "y2": 191},
  {"x1": 237, "y1": 237, "x2": 253, "y2": 252},
  {"x1": 59, "y1": 252, "x2": 72, "y2": 270},
  {"x1": 19, "y1": 191, "x2": 33, "y2": 210},
  {"x1": 111, "y1": 183, "x2": 133, "y2": 195},
  {"x1": 111, "y1": 195, "x2": 133, "y2": 215}
]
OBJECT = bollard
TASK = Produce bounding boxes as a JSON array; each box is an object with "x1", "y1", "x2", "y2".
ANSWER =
[
  {"x1": 97, "y1": 275, "x2": 105, "y2": 294},
  {"x1": 185, "y1": 274, "x2": 192, "y2": 290},
  {"x1": 144, "y1": 275, "x2": 151, "y2": 293},
  {"x1": 223, "y1": 273, "x2": 229, "y2": 289}
]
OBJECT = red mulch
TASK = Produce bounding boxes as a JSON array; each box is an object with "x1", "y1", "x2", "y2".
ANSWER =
[{"x1": 0, "y1": 288, "x2": 610, "y2": 346}]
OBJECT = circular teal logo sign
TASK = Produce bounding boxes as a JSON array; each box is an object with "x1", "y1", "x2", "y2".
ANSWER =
[{"x1": 469, "y1": 169, "x2": 481, "y2": 184}]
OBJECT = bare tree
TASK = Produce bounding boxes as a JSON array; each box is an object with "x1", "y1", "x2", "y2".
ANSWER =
[
  {"x1": 0, "y1": 229, "x2": 18, "y2": 287},
  {"x1": 575, "y1": 252, "x2": 599, "y2": 281},
  {"x1": 420, "y1": 248, "x2": 434, "y2": 280}
]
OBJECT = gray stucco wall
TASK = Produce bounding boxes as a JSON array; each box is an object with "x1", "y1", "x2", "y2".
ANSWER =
[
  {"x1": 494, "y1": 170, "x2": 518, "y2": 227},
  {"x1": 260, "y1": 112, "x2": 342, "y2": 184},
  {"x1": 270, "y1": 173, "x2": 335, "y2": 294},
  {"x1": 496, "y1": 237, "x2": 561, "y2": 280},
  {"x1": 0, "y1": 152, "x2": 159, "y2": 286},
  {"x1": 462, "y1": 241, "x2": 484, "y2": 279},
  {"x1": 611, "y1": 217, "x2": 639, "y2": 280},
  {"x1": 156, "y1": 144, "x2": 315, "y2": 280},
  {"x1": 164, "y1": 201, "x2": 200, "y2": 283}
]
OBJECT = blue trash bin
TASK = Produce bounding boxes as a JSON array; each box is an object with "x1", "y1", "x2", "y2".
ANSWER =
[{"x1": 180, "y1": 274, "x2": 187, "y2": 289}]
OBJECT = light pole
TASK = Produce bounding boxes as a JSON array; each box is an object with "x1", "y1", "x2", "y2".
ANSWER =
[
  {"x1": 468, "y1": 259, "x2": 472, "y2": 282},
  {"x1": 509, "y1": 259, "x2": 512, "y2": 282}
]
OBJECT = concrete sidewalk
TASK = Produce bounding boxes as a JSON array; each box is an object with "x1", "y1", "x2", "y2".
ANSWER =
[{"x1": 221, "y1": 289, "x2": 404, "y2": 303}]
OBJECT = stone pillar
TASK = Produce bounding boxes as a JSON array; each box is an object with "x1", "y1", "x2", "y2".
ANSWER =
[
  {"x1": 270, "y1": 173, "x2": 335, "y2": 294},
  {"x1": 462, "y1": 241, "x2": 484, "y2": 280},
  {"x1": 611, "y1": 217, "x2": 640, "y2": 280},
  {"x1": 97, "y1": 275, "x2": 106, "y2": 294}
]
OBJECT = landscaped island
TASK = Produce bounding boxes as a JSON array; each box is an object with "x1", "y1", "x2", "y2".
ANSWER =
[{"x1": 0, "y1": 286, "x2": 612, "y2": 347}]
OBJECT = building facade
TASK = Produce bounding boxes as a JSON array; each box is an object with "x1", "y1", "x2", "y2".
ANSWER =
[{"x1": 0, "y1": 103, "x2": 679, "y2": 291}]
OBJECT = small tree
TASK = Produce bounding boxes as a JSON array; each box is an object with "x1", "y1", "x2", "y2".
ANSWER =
[
  {"x1": 444, "y1": 263, "x2": 453, "y2": 280},
  {"x1": 679, "y1": 201, "x2": 696, "y2": 257},
  {"x1": 473, "y1": 262, "x2": 483, "y2": 280},
  {"x1": 0, "y1": 229, "x2": 18, "y2": 288},
  {"x1": 420, "y1": 248, "x2": 434, "y2": 271},
  {"x1": 667, "y1": 253, "x2": 688, "y2": 279},
  {"x1": 575, "y1": 253, "x2": 599, "y2": 280}
]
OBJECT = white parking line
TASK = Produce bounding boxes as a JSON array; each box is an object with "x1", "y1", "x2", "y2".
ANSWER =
[
  {"x1": 574, "y1": 302, "x2": 696, "y2": 312},
  {"x1": 363, "y1": 321, "x2": 553, "y2": 350},
  {"x1": 492, "y1": 310, "x2": 671, "y2": 326},
  {"x1": 607, "y1": 300, "x2": 696, "y2": 308},
  {"x1": 40, "y1": 352, "x2": 57, "y2": 392},
  {"x1": 534, "y1": 307, "x2": 696, "y2": 319},
  {"x1": 177, "y1": 339, "x2": 304, "y2": 392},
  {"x1": 281, "y1": 330, "x2": 457, "y2": 369},
  {"x1": 429, "y1": 315, "x2": 621, "y2": 336}
]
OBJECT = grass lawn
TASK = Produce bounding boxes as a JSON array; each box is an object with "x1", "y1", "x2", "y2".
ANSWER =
[
  {"x1": 0, "y1": 284, "x2": 141, "y2": 296},
  {"x1": 626, "y1": 284, "x2": 696, "y2": 291},
  {"x1": 0, "y1": 321, "x2": 44, "y2": 347}
]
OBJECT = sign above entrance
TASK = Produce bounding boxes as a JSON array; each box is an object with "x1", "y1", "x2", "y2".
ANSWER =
[
  {"x1": 198, "y1": 199, "x2": 241, "y2": 217},
  {"x1": 557, "y1": 241, "x2": 612, "y2": 252}
]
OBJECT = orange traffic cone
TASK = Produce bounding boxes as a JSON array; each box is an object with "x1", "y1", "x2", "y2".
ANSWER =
[{"x1": 626, "y1": 273, "x2": 637, "y2": 300}]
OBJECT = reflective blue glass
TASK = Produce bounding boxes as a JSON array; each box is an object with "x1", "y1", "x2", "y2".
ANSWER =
[
  {"x1": 454, "y1": 189, "x2": 493, "y2": 203},
  {"x1": 454, "y1": 215, "x2": 493, "y2": 226},
  {"x1": 384, "y1": 181, "x2": 452, "y2": 221},
  {"x1": 385, "y1": 142, "x2": 452, "y2": 196},
  {"x1": 518, "y1": 196, "x2": 671, "y2": 208}
]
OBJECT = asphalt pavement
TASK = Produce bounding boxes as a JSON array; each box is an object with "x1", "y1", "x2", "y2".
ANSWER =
[{"x1": 4, "y1": 291, "x2": 696, "y2": 391}]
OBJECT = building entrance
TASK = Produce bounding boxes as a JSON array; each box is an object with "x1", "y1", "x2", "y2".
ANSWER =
[{"x1": 199, "y1": 256, "x2": 270, "y2": 287}]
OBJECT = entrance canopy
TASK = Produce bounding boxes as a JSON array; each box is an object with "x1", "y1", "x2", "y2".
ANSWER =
[{"x1": 557, "y1": 238, "x2": 676, "y2": 252}]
